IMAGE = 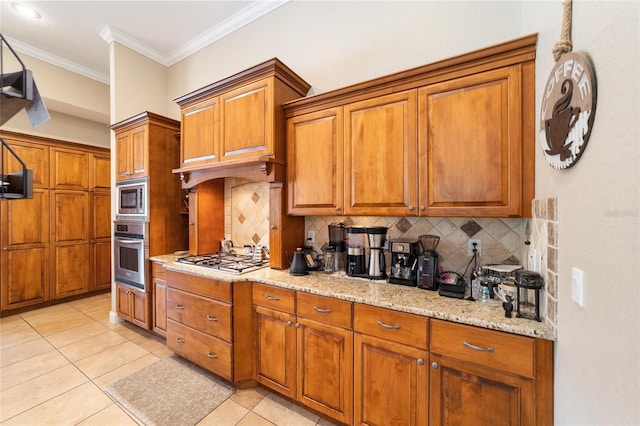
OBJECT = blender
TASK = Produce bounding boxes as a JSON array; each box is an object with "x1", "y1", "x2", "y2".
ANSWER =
[
  {"x1": 346, "y1": 226, "x2": 367, "y2": 276},
  {"x1": 417, "y1": 234, "x2": 440, "y2": 290},
  {"x1": 366, "y1": 226, "x2": 388, "y2": 279}
]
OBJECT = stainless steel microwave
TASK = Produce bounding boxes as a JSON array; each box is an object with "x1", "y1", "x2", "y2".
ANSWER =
[{"x1": 116, "y1": 178, "x2": 148, "y2": 218}]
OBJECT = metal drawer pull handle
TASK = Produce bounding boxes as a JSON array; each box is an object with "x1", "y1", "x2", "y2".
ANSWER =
[
  {"x1": 463, "y1": 341, "x2": 495, "y2": 352},
  {"x1": 206, "y1": 315, "x2": 218, "y2": 321},
  {"x1": 175, "y1": 338, "x2": 185, "y2": 343},
  {"x1": 313, "y1": 306, "x2": 332, "y2": 313},
  {"x1": 377, "y1": 320, "x2": 401, "y2": 330},
  {"x1": 265, "y1": 295, "x2": 280, "y2": 301},
  {"x1": 175, "y1": 304, "x2": 185, "y2": 310},
  {"x1": 207, "y1": 352, "x2": 218, "y2": 358}
]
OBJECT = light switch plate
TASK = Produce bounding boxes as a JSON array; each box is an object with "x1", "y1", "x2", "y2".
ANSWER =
[{"x1": 572, "y1": 267, "x2": 585, "y2": 307}]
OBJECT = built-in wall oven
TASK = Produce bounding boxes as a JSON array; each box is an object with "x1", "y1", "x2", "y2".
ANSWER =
[{"x1": 114, "y1": 220, "x2": 149, "y2": 290}]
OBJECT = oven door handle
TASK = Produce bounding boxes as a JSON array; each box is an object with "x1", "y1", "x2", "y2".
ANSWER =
[{"x1": 116, "y1": 239, "x2": 142, "y2": 244}]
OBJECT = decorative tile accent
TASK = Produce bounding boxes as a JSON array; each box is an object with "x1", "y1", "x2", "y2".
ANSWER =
[
  {"x1": 395, "y1": 217, "x2": 412, "y2": 234},
  {"x1": 461, "y1": 220, "x2": 482, "y2": 237},
  {"x1": 251, "y1": 192, "x2": 260, "y2": 204}
]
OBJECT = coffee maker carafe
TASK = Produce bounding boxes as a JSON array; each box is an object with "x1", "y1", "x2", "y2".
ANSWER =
[
  {"x1": 417, "y1": 234, "x2": 440, "y2": 290},
  {"x1": 388, "y1": 239, "x2": 420, "y2": 286},
  {"x1": 346, "y1": 226, "x2": 367, "y2": 276},
  {"x1": 366, "y1": 227, "x2": 388, "y2": 279}
]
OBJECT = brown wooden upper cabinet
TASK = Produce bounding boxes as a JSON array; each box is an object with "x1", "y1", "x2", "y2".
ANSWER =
[
  {"x1": 284, "y1": 34, "x2": 536, "y2": 218},
  {"x1": 50, "y1": 147, "x2": 89, "y2": 190},
  {"x1": 419, "y1": 65, "x2": 525, "y2": 217},
  {"x1": 115, "y1": 124, "x2": 147, "y2": 181},
  {"x1": 174, "y1": 59, "x2": 310, "y2": 173}
]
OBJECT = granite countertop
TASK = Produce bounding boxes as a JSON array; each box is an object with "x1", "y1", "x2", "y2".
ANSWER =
[{"x1": 151, "y1": 254, "x2": 556, "y2": 341}]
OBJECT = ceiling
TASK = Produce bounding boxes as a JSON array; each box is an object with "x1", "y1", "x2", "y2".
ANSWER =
[{"x1": 0, "y1": 1, "x2": 288, "y2": 84}]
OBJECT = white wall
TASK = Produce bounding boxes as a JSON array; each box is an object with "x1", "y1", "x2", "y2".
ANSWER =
[{"x1": 523, "y1": 1, "x2": 640, "y2": 424}]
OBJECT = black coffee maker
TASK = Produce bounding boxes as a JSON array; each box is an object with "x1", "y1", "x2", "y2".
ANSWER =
[
  {"x1": 388, "y1": 238, "x2": 420, "y2": 286},
  {"x1": 417, "y1": 234, "x2": 440, "y2": 290}
]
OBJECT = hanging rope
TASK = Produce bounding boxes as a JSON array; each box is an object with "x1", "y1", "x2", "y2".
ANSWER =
[{"x1": 552, "y1": 0, "x2": 573, "y2": 61}]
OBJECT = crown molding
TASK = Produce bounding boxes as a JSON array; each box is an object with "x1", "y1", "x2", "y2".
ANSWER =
[{"x1": 4, "y1": 36, "x2": 110, "y2": 84}]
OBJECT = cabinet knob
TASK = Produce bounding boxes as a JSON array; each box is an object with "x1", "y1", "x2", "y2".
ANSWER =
[
  {"x1": 295, "y1": 323, "x2": 300, "y2": 328},
  {"x1": 408, "y1": 205, "x2": 415, "y2": 211},
  {"x1": 336, "y1": 207, "x2": 341, "y2": 212},
  {"x1": 420, "y1": 205, "x2": 426, "y2": 211},
  {"x1": 271, "y1": 226, "x2": 277, "y2": 230},
  {"x1": 286, "y1": 321, "x2": 293, "y2": 326},
  {"x1": 432, "y1": 362, "x2": 439, "y2": 369},
  {"x1": 418, "y1": 358, "x2": 425, "y2": 366}
]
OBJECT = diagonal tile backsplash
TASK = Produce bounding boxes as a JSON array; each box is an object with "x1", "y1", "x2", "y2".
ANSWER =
[{"x1": 224, "y1": 178, "x2": 270, "y2": 249}]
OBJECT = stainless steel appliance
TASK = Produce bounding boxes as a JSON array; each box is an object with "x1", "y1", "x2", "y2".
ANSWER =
[
  {"x1": 388, "y1": 238, "x2": 420, "y2": 286},
  {"x1": 116, "y1": 178, "x2": 148, "y2": 218},
  {"x1": 366, "y1": 226, "x2": 387, "y2": 279},
  {"x1": 176, "y1": 252, "x2": 269, "y2": 274},
  {"x1": 114, "y1": 220, "x2": 149, "y2": 290},
  {"x1": 346, "y1": 226, "x2": 367, "y2": 276},
  {"x1": 417, "y1": 234, "x2": 439, "y2": 290}
]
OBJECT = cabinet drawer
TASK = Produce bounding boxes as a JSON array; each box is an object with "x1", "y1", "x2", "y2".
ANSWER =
[
  {"x1": 253, "y1": 283, "x2": 295, "y2": 313},
  {"x1": 297, "y1": 292, "x2": 352, "y2": 329},
  {"x1": 166, "y1": 270, "x2": 231, "y2": 302},
  {"x1": 167, "y1": 320, "x2": 233, "y2": 380},
  {"x1": 151, "y1": 262, "x2": 166, "y2": 278},
  {"x1": 430, "y1": 319, "x2": 535, "y2": 378},
  {"x1": 167, "y1": 288, "x2": 232, "y2": 342},
  {"x1": 354, "y1": 304, "x2": 428, "y2": 348}
]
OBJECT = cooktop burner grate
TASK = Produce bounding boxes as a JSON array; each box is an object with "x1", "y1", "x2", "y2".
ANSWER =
[{"x1": 176, "y1": 252, "x2": 269, "y2": 274}]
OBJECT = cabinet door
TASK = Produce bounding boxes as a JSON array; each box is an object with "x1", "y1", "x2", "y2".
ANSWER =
[
  {"x1": 51, "y1": 191, "x2": 89, "y2": 299},
  {"x1": 220, "y1": 78, "x2": 274, "y2": 161},
  {"x1": 153, "y1": 277, "x2": 167, "y2": 337},
  {"x1": 90, "y1": 239, "x2": 111, "y2": 291},
  {"x1": 116, "y1": 284, "x2": 132, "y2": 321},
  {"x1": 297, "y1": 317, "x2": 353, "y2": 425},
  {"x1": 131, "y1": 288, "x2": 150, "y2": 329},
  {"x1": 418, "y1": 66, "x2": 522, "y2": 216},
  {"x1": 287, "y1": 108, "x2": 344, "y2": 215},
  {"x1": 50, "y1": 148, "x2": 89, "y2": 190},
  {"x1": 1, "y1": 189, "x2": 49, "y2": 248},
  {"x1": 429, "y1": 353, "x2": 534, "y2": 426},
  {"x1": 1, "y1": 246, "x2": 49, "y2": 310},
  {"x1": 254, "y1": 305, "x2": 296, "y2": 398},
  {"x1": 344, "y1": 90, "x2": 418, "y2": 216},
  {"x1": 188, "y1": 179, "x2": 224, "y2": 255},
  {"x1": 181, "y1": 98, "x2": 219, "y2": 166},
  {"x1": 130, "y1": 125, "x2": 148, "y2": 179},
  {"x1": 1, "y1": 139, "x2": 49, "y2": 188},
  {"x1": 115, "y1": 130, "x2": 132, "y2": 181},
  {"x1": 91, "y1": 192, "x2": 111, "y2": 240},
  {"x1": 89, "y1": 153, "x2": 111, "y2": 192},
  {"x1": 354, "y1": 333, "x2": 428, "y2": 426}
]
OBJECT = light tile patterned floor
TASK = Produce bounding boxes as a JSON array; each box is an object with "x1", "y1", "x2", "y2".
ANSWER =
[{"x1": 0, "y1": 293, "x2": 337, "y2": 425}]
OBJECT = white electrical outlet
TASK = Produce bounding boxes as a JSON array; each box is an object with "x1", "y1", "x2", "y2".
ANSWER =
[
  {"x1": 306, "y1": 230, "x2": 316, "y2": 244},
  {"x1": 467, "y1": 239, "x2": 481, "y2": 256},
  {"x1": 572, "y1": 267, "x2": 585, "y2": 307}
]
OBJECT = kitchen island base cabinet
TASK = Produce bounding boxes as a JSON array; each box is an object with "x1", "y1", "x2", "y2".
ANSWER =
[{"x1": 165, "y1": 270, "x2": 253, "y2": 387}]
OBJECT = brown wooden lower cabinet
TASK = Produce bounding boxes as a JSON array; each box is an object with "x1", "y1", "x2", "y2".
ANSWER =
[
  {"x1": 115, "y1": 283, "x2": 150, "y2": 329},
  {"x1": 151, "y1": 261, "x2": 167, "y2": 337}
]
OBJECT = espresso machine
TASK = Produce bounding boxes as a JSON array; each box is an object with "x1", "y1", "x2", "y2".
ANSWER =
[
  {"x1": 346, "y1": 226, "x2": 367, "y2": 276},
  {"x1": 417, "y1": 234, "x2": 440, "y2": 290},
  {"x1": 388, "y1": 238, "x2": 420, "y2": 286},
  {"x1": 366, "y1": 226, "x2": 388, "y2": 279}
]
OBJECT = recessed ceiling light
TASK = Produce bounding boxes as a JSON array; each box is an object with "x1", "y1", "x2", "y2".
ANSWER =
[{"x1": 11, "y1": 2, "x2": 42, "y2": 20}]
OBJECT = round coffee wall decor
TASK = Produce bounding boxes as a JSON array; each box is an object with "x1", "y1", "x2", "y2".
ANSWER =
[{"x1": 540, "y1": 51, "x2": 597, "y2": 170}]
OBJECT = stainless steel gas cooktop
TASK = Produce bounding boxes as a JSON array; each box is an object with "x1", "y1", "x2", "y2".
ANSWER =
[{"x1": 176, "y1": 252, "x2": 269, "y2": 275}]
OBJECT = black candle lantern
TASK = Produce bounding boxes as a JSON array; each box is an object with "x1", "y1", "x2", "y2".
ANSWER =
[{"x1": 514, "y1": 270, "x2": 544, "y2": 322}]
